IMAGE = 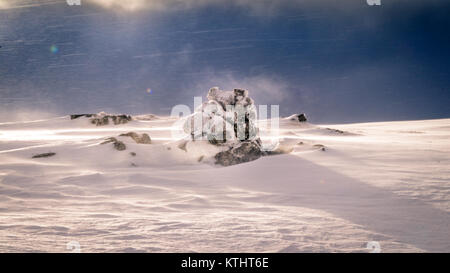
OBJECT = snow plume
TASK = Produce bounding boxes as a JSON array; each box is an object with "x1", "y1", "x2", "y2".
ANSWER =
[
  {"x1": 0, "y1": 108, "x2": 57, "y2": 123},
  {"x1": 0, "y1": 0, "x2": 64, "y2": 10},
  {"x1": 86, "y1": 0, "x2": 162, "y2": 11},
  {"x1": 83, "y1": 0, "x2": 432, "y2": 14},
  {"x1": 194, "y1": 73, "x2": 289, "y2": 106},
  {"x1": 86, "y1": 0, "x2": 310, "y2": 14}
]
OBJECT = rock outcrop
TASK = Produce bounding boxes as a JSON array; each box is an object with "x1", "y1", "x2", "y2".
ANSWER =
[
  {"x1": 214, "y1": 140, "x2": 263, "y2": 166},
  {"x1": 32, "y1": 152, "x2": 56, "y2": 158},
  {"x1": 70, "y1": 114, "x2": 94, "y2": 119},
  {"x1": 286, "y1": 113, "x2": 307, "y2": 122},
  {"x1": 119, "y1": 132, "x2": 151, "y2": 144},
  {"x1": 101, "y1": 132, "x2": 152, "y2": 152},
  {"x1": 71, "y1": 112, "x2": 132, "y2": 126},
  {"x1": 183, "y1": 87, "x2": 259, "y2": 145},
  {"x1": 182, "y1": 87, "x2": 265, "y2": 166}
]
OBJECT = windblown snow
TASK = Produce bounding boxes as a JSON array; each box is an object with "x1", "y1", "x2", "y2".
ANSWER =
[{"x1": 0, "y1": 115, "x2": 449, "y2": 252}]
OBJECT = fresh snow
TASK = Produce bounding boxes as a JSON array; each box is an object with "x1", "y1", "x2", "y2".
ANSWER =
[{"x1": 0, "y1": 115, "x2": 449, "y2": 252}]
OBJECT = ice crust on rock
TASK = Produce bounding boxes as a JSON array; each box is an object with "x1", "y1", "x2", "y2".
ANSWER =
[
  {"x1": 182, "y1": 87, "x2": 263, "y2": 166},
  {"x1": 183, "y1": 87, "x2": 259, "y2": 144}
]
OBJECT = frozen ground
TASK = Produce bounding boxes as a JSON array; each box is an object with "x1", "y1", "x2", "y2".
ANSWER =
[{"x1": 0, "y1": 115, "x2": 449, "y2": 252}]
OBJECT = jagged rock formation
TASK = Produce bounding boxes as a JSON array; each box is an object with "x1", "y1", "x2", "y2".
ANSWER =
[
  {"x1": 119, "y1": 132, "x2": 152, "y2": 144},
  {"x1": 183, "y1": 87, "x2": 264, "y2": 166},
  {"x1": 71, "y1": 112, "x2": 132, "y2": 126},
  {"x1": 183, "y1": 87, "x2": 259, "y2": 145}
]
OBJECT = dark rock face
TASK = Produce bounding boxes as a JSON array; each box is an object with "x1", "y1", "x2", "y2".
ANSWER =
[
  {"x1": 298, "y1": 114, "x2": 307, "y2": 122},
  {"x1": 91, "y1": 115, "x2": 110, "y2": 126},
  {"x1": 70, "y1": 113, "x2": 132, "y2": 126},
  {"x1": 70, "y1": 114, "x2": 93, "y2": 120},
  {"x1": 119, "y1": 132, "x2": 151, "y2": 144},
  {"x1": 289, "y1": 113, "x2": 307, "y2": 122},
  {"x1": 214, "y1": 140, "x2": 263, "y2": 166},
  {"x1": 91, "y1": 114, "x2": 131, "y2": 126},
  {"x1": 113, "y1": 141, "x2": 126, "y2": 151},
  {"x1": 32, "y1": 152, "x2": 56, "y2": 158},
  {"x1": 101, "y1": 137, "x2": 126, "y2": 151},
  {"x1": 110, "y1": 115, "x2": 132, "y2": 125}
]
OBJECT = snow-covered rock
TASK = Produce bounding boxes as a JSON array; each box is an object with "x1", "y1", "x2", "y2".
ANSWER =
[
  {"x1": 286, "y1": 113, "x2": 307, "y2": 122},
  {"x1": 181, "y1": 87, "x2": 263, "y2": 165},
  {"x1": 133, "y1": 114, "x2": 160, "y2": 121},
  {"x1": 71, "y1": 112, "x2": 132, "y2": 126},
  {"x1": 184, "y1": 87, "x2": 259, "y2": 144},
  {"x1": 119, "y1": 132, "x2": 152, "y2": 144},
  {"x1": 183, "y1": 99, "x2": 235, "y2": 144}
]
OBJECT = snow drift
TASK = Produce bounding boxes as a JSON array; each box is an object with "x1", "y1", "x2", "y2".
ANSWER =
[{"x1": 0, "y1": 106, "x2": 449, "y2": 252}]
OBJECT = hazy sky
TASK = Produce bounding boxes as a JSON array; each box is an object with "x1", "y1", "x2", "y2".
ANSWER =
[{"x1": 0, "y1": 0, "x2": 449, "y2": 123}]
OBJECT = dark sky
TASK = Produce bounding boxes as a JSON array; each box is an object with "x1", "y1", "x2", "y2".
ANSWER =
[{"x1": 0, "y1": 0, "x2": 449, "y2": 123}]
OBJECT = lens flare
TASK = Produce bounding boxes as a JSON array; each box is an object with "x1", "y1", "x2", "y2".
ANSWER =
[{"x1": 50, "y1": 45, "x2": 59, "y2": 54}]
